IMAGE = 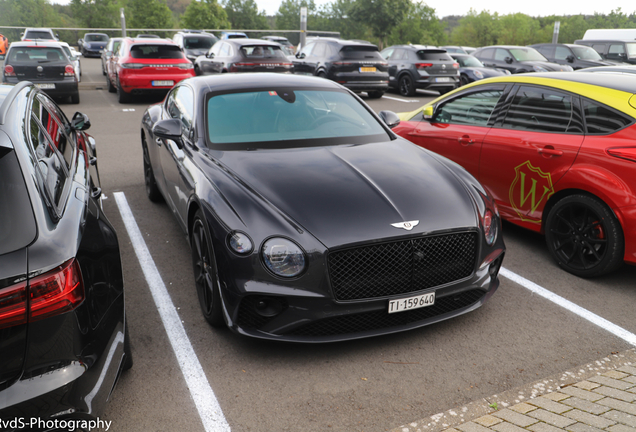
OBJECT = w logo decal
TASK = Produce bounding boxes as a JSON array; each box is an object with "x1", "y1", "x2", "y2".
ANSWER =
[{"x1": 509, "y1": 161, "x2": 554, "y2": 223}]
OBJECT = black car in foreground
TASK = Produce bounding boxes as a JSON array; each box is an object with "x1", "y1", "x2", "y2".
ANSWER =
[
  {"x1": 194, "y1": 38, "x2": 293, "y2": 75},
  {"x1": 473, "y1": 45, "x2": 574, "y2": 73},
  {"x1": 294, "y1": 39, "x2": 389, "y2": 98},
  {"x1": 450, "y1": 53, "x2": 509, "y2": 85},
  {"x1": 0, "y1": 81, "x2": 131, "y2": 427},
  {"x1": 3, "y1": 41, "x2": 80, "y2": 103},
  {"x1": 530, "y1": 43, "x2": 616, "y2": 69},
  {"x1": 141, "y1": 73, "x2": 505, "y2": 342}
]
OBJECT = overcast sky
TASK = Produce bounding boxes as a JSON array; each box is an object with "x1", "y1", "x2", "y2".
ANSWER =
[{"x1": 50, "y1": 0, "x2": 636, "y2": 19}]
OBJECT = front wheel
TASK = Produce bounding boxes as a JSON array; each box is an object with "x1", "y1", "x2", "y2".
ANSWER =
[
  {"x1": 142, "y1": 137, "x2": 163, "y2": 203},
  {"x1": 545, "y1": 194, "x2": 624, "y2": 277},
  {"x1": 398, "y1": 75, "x2": 416, "y2": 97},
  {"x1": 191, "y1": 210, "x2": 225, "y2": 327}
]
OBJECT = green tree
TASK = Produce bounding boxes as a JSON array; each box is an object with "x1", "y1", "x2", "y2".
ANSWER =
[
  {"x1": 497, "y1": 13, "x2": 541, "y2": 45},
  {"x1": 450, "y1": 9, "x2": 500, "y2": 47},
  {"x1": 70, "y1": 0, "x2": 119, "y2": 28},
  {"x1": 275, "y1": 0, "x2": 317, "y2": 31},
  {"x1": 388, "y1": 1, "x2": 446, "y2": 46},
  {"x1": 224, "y1": 0, "x2": 269, "y2": 30},
  {"x1": 349, "y1": 0, "x2": 410, "y2": 48},
  {"x1": 181, "y1": 0, "x2": 230, "y2": 29},
  {"x1": 313, "y1": 0, "x2": 368, "y2": 42},
  {"x1": 126, "y1": 0, "x2": 174, "y2": 29}
]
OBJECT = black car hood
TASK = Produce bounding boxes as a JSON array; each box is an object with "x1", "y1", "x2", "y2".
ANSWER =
[
  {"x1": 518, "y1": 60, "x2": 568, "y2": 71},
  {"x1": 214, "y1": 139, "x2": 479, "y2": 248},
  {"x1": 576, "y1": 59, "x2": 615, "y2": 67}
]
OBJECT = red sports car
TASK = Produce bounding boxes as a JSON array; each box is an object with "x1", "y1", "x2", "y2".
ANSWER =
[
  {"x1": 393, "y1": 73, "x2": 636, "y2": 277},
  {"x1": 107, "y1": 37, "x2": 195, "y2": 103}
]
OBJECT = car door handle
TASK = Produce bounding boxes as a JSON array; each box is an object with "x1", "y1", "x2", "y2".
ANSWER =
[
  {"x1": 538, "y1": 147, "x2": 563, "y2": 156},
  {"x1": 458, "y1": 135, "x2": 474, "y2": 145}
]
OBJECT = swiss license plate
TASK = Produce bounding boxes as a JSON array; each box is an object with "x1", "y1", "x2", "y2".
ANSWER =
[
  {"x1": 35, "y1": 83, "x2": 55, "y2": 89},
  {"x1": 435, "y1": 77, "x2": 452, "y2": 82},
  {"x1": 360, "y1": 67, "x2": 376, "y2": 72},
  {"x1": 388, "y1": 292, "x2": 435, "y2": 314},
  {"x1": 152, "y1": 80, "x2": 174, "y2": 86}
]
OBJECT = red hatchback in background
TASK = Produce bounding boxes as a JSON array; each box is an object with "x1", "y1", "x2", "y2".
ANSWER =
[{"x1": 107, "y1": 38, "x2": 194, "y2": 103}]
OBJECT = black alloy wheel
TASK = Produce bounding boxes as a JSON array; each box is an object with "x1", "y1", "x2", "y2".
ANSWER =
[
  {"x1": 191, "y1": 210, "x2": 224, "y2": 327},
  {"x1": 399, "y1": 74, "x2": 416, "y2": 97},
  {"x1": 545, "y1": 194, "x2": 624, "y2": 277},
  {"x1": 142, "y1": 137, "x2": 163, "y2": 202}
]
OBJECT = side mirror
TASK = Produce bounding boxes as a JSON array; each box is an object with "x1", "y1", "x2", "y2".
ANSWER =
[
  {"x1": 566, "y1": 55, "x2": 575, "y2": 63},
  {"x1": 423, "y1": 106, "x2": 434, "y2": 120},
  {"x1": 504, "y1": 57, "x2": 513, "y2": 64},
  {"x1": 71, "y1": 112, "x2": 91, "y2": 131},
  {"x1": 378, "y1": 111, "x2": 400, "y2": 129},
  {"x1": 153, "y1": 119, "x2": 183, "y2": 147},
  {"x1": 206, "y1": 52, "x2": 215, "y2": 59}
]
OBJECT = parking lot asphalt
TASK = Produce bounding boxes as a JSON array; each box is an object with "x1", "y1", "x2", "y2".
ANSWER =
[{"x1": 45, "y1": 58, "x2": 636, "y2": 432}]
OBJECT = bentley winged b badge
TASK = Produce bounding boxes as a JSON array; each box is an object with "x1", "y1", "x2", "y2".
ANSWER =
[{"x1": 391, "y1": 220, "x2": 420, "y2": 231}]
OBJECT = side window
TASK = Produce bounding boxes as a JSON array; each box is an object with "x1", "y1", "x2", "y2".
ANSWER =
[
  {"x1": 393, "y1": 49, "x2": 407, "y2": 60},
  {"x1": 219, "y1": 43, "x2": 231, "y2": 57},
  {"x1": 210, "y1": 42, "x2": 222, "y2": 56},
  {"x1": 34, "y1": 95, "x2": 74, "y2": 169},
  {"x1": 608, "y1": 44, "x2": 625, "y2": 55},
  {"x1": 381, "y1": 48, "x2": 393, "y2": 60},
  {"x1": 535, "y1": 45, "x2": 553, "y2": 57},
  {"x1": 555, "y1": 46, "x2": 571, "y2": 60},
  {"x1": 502, "y1": 86, "x2": 579, "y2": 133},
  {"x1": 494, "y1": 49, "x2": 510, "y2": 61},
  {"x1": 592, "y1": 44, "x2": 606, "y2": 54},
  {"x1": 299, "y1": 43, "x2": 315, "y2": 57},
  {"x1": 478, "y1": 48, "x2": 494, "y2": 60},
  {"x1": 312, "y1": 42, "x2": 326, "y2": 57},
  {"x1": 433, "y1": 90, "x2": 504, "y2": 126},
  {"x1": 167, "y1": 86, "x2": 194, "y2": 131},
  {"x1": 583, "y1": 99, "x2": 634, "y2": 134}
]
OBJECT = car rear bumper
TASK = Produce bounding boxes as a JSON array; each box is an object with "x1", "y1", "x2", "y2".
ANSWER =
[
  {"x1": 119, "y1": 71, "x2": 195, "y2": 92},
  {"x1": 3, "y1": 77, "x2": 78, "y2": 97},
  {"x1": 415, "y1": 75, "x2": 459, "y2": 90}
]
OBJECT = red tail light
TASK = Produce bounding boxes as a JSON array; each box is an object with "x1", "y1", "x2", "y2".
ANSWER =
[
  {"x1": 415, "y1": 63, "x2": 433, "y2": 69},
  {"x1": 29, "y1": 259, "x2": 84, "y2": 322},
  {"x1": 607, "y1": 147, "x2": 636, "y2": 163},
  {"x1": 0, "y1": 282, "x2": 27, "y2": 330},
  {"x1": 65, "y1": 65, "x2": 75, "y2": 77},
  {"x1": 4, "y1": 65, "x2": 15, "y2": 77},
  {"x1": 453, "y1": 62, "x2": 460, "y2": 69}
]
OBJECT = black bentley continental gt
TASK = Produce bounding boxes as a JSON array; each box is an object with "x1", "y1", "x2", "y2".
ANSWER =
[
  {"x1": 0, "y1": 81, "x2": 131, "y2": 425},
  {"x1": 141, "y1": 73, "x2": 505, "y2": 342}
]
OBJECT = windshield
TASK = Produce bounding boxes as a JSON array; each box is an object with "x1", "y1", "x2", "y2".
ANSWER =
[
  {"x1": 454, "y1": 56, "x2": 483, "y2": 67},
  {"x1": 509, "y1": 48, "x2": 548, "y2": 62},
  {"x1": 184, "y1": 37, "x2": 217, "y2": 50},
  {"x1": 627, "y1": 43, "x2": 636, "y2": 56},
  {"x1": 340, "y1": 46, "x2": 383, "y2": 60},
  {"x1": 25, "y1": 31, "x2": 54, "y2": 40},
  {"x1": 206, "y1": 89, "x2": 387, "y2": 146},
  {"x1": 240, "y1": 45, "x2": 287, "y2": 59},
  {"x1": 571, "y1": 46, "x2": 603, "y2": 60},
  {"x1": 85, "y1": 34, "x2": 108, "y2": 42},
  {"x1": 8, "y1": 47, "x2": 66, "y2": 62},
  {"x1": 130, "y1": 44, "x2": 183, "y2": 59}
]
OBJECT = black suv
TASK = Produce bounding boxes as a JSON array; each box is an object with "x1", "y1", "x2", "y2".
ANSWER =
[
  {"x1": 3, "y1": 41, "x2": 80, "y2": 103},
  {"x1": 473, "y1": 45, "x2": 573, "y2": 73},
  {"x1": 530, "y1": 43, "x2": 615, "y2": 69},
  {"x1": 573, "y1": 39, "x2": 636, "y2": 65},
  {"x1": 293, "y1": 39, "x2": 389, "y2": 98},
  {"x1": 172, "y1": 30, "x2": 219, "y2": 63},
  {"x1": 381, "y1": 45, "x2": 459, "y2": 96}
]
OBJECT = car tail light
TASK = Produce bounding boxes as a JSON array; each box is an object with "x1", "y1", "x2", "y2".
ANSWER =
[
  {"x1": 4, "y1": 65, "x2": 15, "y2": 77},
  {"x1": 0, "y1": 282, "x2": 27, "y2": 330},
  {"x1": 332, "y1": 61, "x2": 354, "y2": 65},
  {"x1": 64, "y1": 65, "x2": 75, "y2": 76},
  {"x1": 453, "y1": 62, "x2": 459, "y2": 69},
  {"x1": 607, "y1": 147, "x2": 636, "y2": 163},
  {"x1": 415, "y1": 63, "x2": 433, "y2": 69},
  {"x1": 28, "y1": 259, "x2": 84, "y2": 323},
  {"x1": 177, "y1": 63, "x2": 194, "y2": 69},
  {"x1": 229, "y1": 63, "x2": 256, "y2": 72},
  {"x1": 121, "y1": 63, "x2": 145, "y2": 69}
]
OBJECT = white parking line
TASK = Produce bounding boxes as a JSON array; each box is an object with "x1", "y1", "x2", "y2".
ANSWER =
[
  {"x1": 114, "y1": 192, "x2": 231, "y2": 432},
  {"x1": 381, "y1": 95, "x2": 421, "y2": 103},
  {"x1": 500, "y1": 267, "x2": 636, "y2": 346}
]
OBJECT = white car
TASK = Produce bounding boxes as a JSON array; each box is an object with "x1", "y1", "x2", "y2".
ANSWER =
[{"x1": 58, "y1": 41, "x2": 82, "y2": 82}]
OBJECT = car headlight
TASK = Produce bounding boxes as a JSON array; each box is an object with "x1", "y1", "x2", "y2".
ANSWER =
[
  {"x1": 562, "y1": 65, "x2": 574, "y2": 71},
  {"x1": 262, "y1": 238, "x2": 306, "y2": 278},
  {"x1": 483, "y1": 209, "x2": 497, "y2": 246},
  {"x1": 533, "y1": 65, "x2": 548, "y2": 72},
  {"x1": 473, "y1": 70, "x2": 484, "y2": 79},
  {"x1": 228, "y1": 231, "x2": 253, "y2": 254}
]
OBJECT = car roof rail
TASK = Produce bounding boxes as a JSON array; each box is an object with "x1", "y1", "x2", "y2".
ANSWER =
[{"x1": 0, "y1": 81, "x2": 33, "y2": 125}]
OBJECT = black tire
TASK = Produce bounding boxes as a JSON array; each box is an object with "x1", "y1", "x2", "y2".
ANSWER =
[
  {"x1": 460, "y1": 75, "x2": 470, "y2": 86},
  {"x1": 545, "y1": 194, "x2": 624, "y2": 277},
  {"x1": 438, "y1": 86, "x2": 455, "y2": 95},
  {"x1": 102, "y1": 61, "x2": 106, "y2": 76},
  {"x1": 122, "y1": 318, "x2": 133, "y2": 371},
  {"x1": 117, "y1": 77, "x2": 130, "y2": 103},
  {"x1": 107, "y1": 73, "x2": 116, "y2": 93},
  {"x1": 191, "y1": 210, "x2": 224, "y2": 327},
  {"x1": 70, "y1": 91, "x2": 80, "y2": 104},
  {"x1": 398, "y1": 74, "x2": 416, "y2": 97},
  {"x1": 317, "y1": 71, "x2": 327, "y2": 79},
  {"x1": 194, "y1": 65, "x2": 201, "y2": 76},
  {"x1": 142, "y1": 136, "x2": 163, "y2": 203},
  {"x1": 367, "y1": 91, "x2": 384, "y2": 99}
]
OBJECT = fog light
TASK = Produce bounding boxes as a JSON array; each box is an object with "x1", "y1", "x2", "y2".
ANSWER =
[{"x1": 254, "y1": 297, "x2": 284, "y2": 318}]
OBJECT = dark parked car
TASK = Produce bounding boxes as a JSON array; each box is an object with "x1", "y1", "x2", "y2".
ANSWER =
[
  {"x1": 380, "y1": 45, "x2": 459, "y2": 96},
  {"x1": 194, "y1": 38, "x2": 293, "y2": 75},
  {"x1": 530, "y1": 43, "x2": 615, "y2": 69},
  {"x1": 0, "y1": 81, "x2": 131, "y2": 426},
  {"x1": 450, "y1": 53, "x2": 509, "y2": 86},
  {"x1": 473, "y1": 45, "x2": 574, "y2": 73},
  {"x1": 293, "y1": 39, "x2": 389, "y2": 98},
  {"x1": 78, "y1": 32, "x2": 109, "y2": 57},
  {"x1": 101, "y1": 37, "x2": 122, "y2": 75},
  {"x1": 573, "y1": 39, "x2": 636, "y2": 65},
  {"x1": 140, "y1": 73, "x2": 505, "y2": 342},
  {"x1": 2, "y1": 41, "x2": 80, "y2": 103},
  {"x1": 172, "y1": 30, "x2": 219, "y2": 64},
  {"x1": 577, "y1": 64, "x2": 636, "y2": 74}
]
